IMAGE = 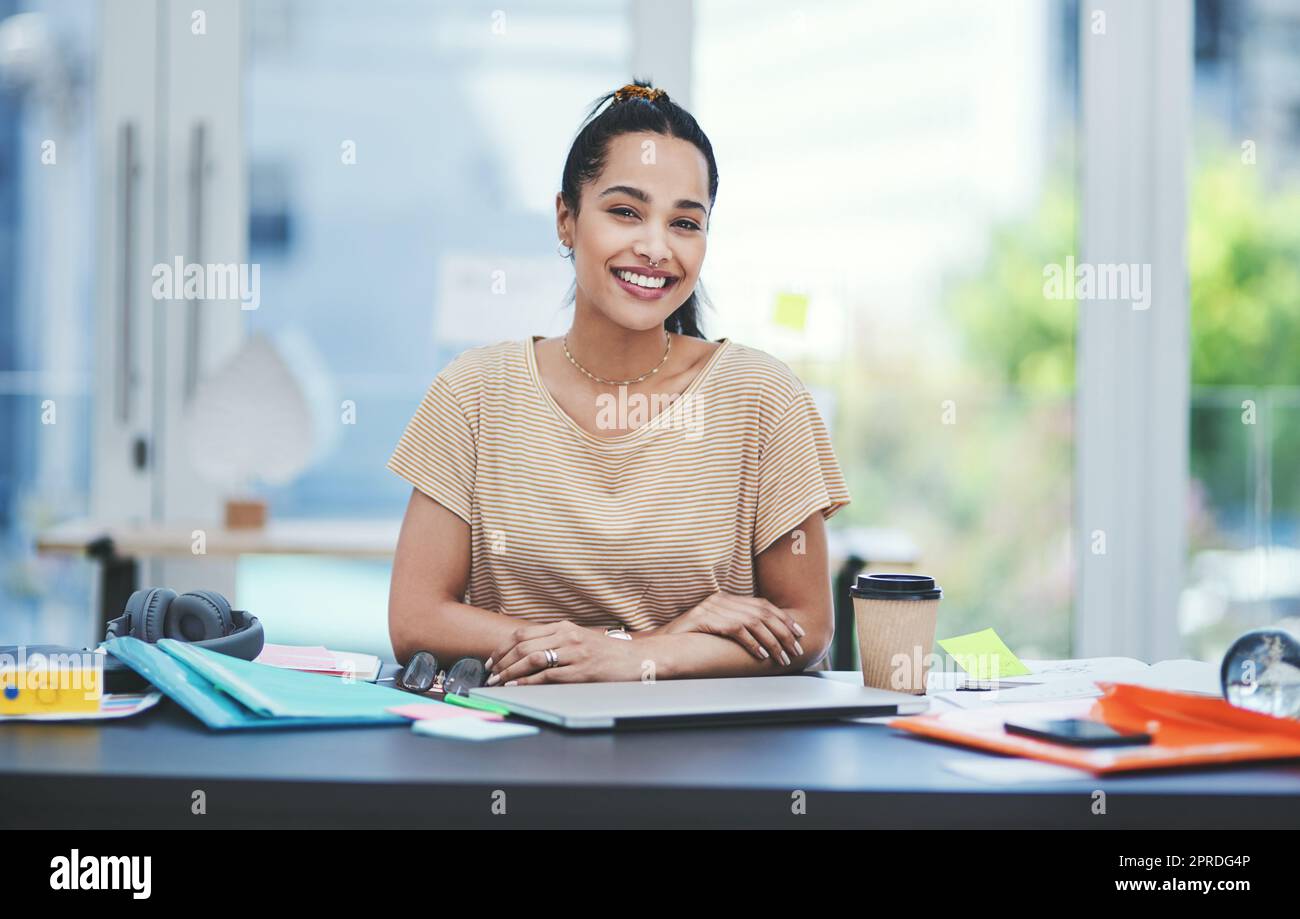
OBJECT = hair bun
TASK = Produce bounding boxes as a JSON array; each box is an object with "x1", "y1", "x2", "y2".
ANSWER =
[{"x1": 613, "y1": 83, "x2": 668, "y2": 104}]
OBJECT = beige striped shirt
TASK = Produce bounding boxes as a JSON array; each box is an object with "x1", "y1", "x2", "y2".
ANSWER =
[{"x1": 386, "y1": 335, "x2": 851, "y2": 632}]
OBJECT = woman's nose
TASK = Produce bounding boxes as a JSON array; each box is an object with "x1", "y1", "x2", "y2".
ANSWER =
[{"x1": 636, "y1": 236, "x2": 671, "y2": 265}]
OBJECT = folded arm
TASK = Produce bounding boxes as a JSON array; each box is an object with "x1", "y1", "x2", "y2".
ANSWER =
[
  {"x1": 628, "y1": 510, "x2": 835, "y2": 679},
  {"x1": 390, "y1": 487, "x2": 834, "y2": 683}
]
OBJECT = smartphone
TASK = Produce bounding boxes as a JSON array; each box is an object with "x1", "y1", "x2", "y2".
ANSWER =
[{"x1": 1004, "y1": 718, "x2": 1152, "y2": 747}]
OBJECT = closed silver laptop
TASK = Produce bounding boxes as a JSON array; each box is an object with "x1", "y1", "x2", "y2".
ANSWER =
[{"x1": 469, "y1": 674, "x2": 929, "y2": 730}]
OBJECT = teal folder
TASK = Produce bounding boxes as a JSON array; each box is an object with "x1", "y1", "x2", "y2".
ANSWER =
[{"x1": 104, "y1": 636, "x2": 410, "y2": 730}]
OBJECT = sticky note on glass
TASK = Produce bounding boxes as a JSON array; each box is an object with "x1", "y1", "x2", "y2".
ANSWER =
[
  {"x1": 412, "y1": 718, "x2": 539, "y2": 741},
  {"x1": 772, "y1": 291, "x2": 809, "y2": 331},
  {"x1": 937, "y1": 628, "x2": 1031, "y2": 680}
]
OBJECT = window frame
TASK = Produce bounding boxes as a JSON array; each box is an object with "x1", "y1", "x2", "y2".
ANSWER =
[{"x1": 1076, "y1": 0, "x2": 1192, "y2": 661}]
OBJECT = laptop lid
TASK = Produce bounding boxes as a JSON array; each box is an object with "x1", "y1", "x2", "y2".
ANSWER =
[{"x1": 469, "y1": 675, "x2": 929, "y2": 730}]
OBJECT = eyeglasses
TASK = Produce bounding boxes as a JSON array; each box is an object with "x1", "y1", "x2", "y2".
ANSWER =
[
  {"x1": 443, "y1": 657, "x2": 487, "y2": 697},
  {"x1": 395, "y1": 650, "x2": 440, "y2": 694},
  {"x1": 394, "y1": 651, "x2": 489, "y2": 697}
]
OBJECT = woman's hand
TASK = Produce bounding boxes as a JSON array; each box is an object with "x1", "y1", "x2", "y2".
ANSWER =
[
  {"x1": 485, "y1": 621, "x2": 642, "y2": 685},
  {"x1": 659, "y1": 591, "x2": 805, "y2": 665}
]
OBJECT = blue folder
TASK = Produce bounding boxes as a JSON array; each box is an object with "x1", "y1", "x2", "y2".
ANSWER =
[{"x1": 104, "y1": 636, "x2": 411, "y2": 730}]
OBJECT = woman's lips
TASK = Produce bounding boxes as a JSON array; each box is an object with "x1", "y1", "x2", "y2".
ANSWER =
[{"x1": 611, "y1": 269, "x2": 678, "y2": 300}]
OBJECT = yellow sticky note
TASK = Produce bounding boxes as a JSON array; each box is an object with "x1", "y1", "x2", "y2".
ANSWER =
[
  {"x1": 937, "y1": 628, "x2": 1031, "y2": 680},
  {"x1": 772, "y1": 291, "x2": 809, "y2": 331}
]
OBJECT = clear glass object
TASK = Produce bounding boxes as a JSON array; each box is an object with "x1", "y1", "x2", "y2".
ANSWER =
[{"x1": 1220, "y1": 629, "x2": 1300, "y2": 719}]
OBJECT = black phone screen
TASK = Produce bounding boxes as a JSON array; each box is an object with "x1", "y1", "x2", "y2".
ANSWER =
[{"x1": 1004, "y1": 718, "x2": 1153, "y2": 747}]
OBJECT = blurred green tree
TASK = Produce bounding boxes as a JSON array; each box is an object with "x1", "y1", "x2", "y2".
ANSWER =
[
  {"x1": 945, "y1": 154, "x2": 1300, "y2": 388},
  {"x1": 941, "y1": 153, "x2": 1300, "y2": 535}
]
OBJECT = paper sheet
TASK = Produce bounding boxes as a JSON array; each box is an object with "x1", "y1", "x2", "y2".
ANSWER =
[
  {"x1": 0, "y1": 691, "x2": 163, "y2": 722},
  {"x1": 1008, "y1": 657, "x2": 1147, "y2": 683},
  {"x1": 254, "y1": 643, "x2": 381, "y2": 680},
  {"x1": 937, "y1": 659, "x2": 1221, "y2": 709},
  {"x1": 256, "y1": 643, "x2": 333, "y2": 664}
]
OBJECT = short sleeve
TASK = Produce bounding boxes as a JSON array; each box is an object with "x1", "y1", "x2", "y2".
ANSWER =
[
  {"x1": 753, "y1": 388, "x2": 851, "y2": 555},
  {"x1": 386, "y1": 375, "x2": 476, "y2": 525}
]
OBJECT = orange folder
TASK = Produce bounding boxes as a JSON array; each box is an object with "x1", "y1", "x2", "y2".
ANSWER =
[{"x1": 887, "y1": 681, "x2": 1300, "y2": 774}]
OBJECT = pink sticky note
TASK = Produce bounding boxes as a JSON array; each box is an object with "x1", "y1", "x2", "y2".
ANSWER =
[{"x1": 386, "y1": 702, "x2": 503, "y2": 722}]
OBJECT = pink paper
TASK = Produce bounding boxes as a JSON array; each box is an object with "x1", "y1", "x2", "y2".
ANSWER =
[
  {"x1": 386, "y1": 702, "x2": 503, "y2": 722},
  {"x1": 261, "y1": 643, "x2": 329, "y2": 655},
  {"x1": 256, "y1": 643, "x2": 340, "y2": 669}
]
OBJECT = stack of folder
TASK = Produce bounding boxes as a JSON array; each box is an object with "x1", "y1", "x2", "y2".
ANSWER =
[
  {"x1": 889, "y1": 681, "x2": 1300, "y2": 773},
  {"x1": 104, "y1": 637, "x2": 410, "y2": 730}
]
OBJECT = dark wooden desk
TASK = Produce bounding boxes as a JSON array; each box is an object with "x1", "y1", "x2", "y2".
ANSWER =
[{"x1": 3, "y1": 697, "x2": 1298, "y2": 829}]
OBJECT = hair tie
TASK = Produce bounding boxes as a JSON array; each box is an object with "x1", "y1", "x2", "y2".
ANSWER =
[{"x1": 613, "y1": 83, "x2": 667, "y2": 104}]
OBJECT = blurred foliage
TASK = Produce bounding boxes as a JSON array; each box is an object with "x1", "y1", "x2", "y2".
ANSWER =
[
  {"x1": 944, "y1": 174, "x2": 1077, "y2": 392},
  {"x1": 829, "y1": 152, "x2": 1300, "y2": 656},
  {"x1": 1189, "y1": 161, "x2": 1300, "y2": 386},
  {"x1": 943, "y1": 154, "x2": 1300, "y2": 390},
  {"x1": 939, "y1": 151, "x2": 1300, "y2": 549},
  {"x1": 1187, "y1": 159, "x2": 1300, "y2": 536}
]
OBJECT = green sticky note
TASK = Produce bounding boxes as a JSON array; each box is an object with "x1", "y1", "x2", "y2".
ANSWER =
[
  {"x1": 772, "y1": 291, "x2": 809, "y2": 331},
  {"x1": 937, "y1": 628, "x2": 1031, "y2": 680},
  {"x1": 445, "y1": 692, "x2": 511, "y2": 716}
]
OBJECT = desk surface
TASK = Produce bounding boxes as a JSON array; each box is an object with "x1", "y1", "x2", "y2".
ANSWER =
[
  {"x1": 37, "y1": 518, "x2": 921, "y2": 567},
  {"x1": 35, "y1": 518, "x2": 403, "y2": 558},
  {"x1": 2, "y1": 697, "x2": 1299, "y2": 829}
]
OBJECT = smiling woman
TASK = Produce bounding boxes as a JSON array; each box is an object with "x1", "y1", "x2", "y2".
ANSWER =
[
  {"x1": 556, "y1": 80, "x2": 715, "y2": 341},
  {"x1": 386, "y1": 79, "x2": 851, "y2": 686}
]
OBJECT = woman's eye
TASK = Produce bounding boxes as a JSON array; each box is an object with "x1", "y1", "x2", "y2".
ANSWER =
[{"x1": 609, "y1": 207, "x2": 699, "y2": 231}]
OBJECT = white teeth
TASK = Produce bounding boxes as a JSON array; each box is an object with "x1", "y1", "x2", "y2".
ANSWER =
[{"x1": 615, "y1": 269, "x2": 669, "y2": 289}]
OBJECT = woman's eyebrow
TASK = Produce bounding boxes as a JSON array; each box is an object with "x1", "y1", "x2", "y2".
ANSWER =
[{"x1": 598, "y1": 184, "x2": 706, "y2": 214}]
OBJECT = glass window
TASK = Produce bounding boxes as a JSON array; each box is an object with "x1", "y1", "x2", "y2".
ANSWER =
[
  {"x1": 1184, "y1": 0, "x2": 1300, "y2": 660},
  {"x1": 0, "y1": 1, "x2": 98, "y2": 645},
  {"x1": 694, "y1": 0, "x2": 1079, "y2": 656},
  {"x1": 238, "y1": 0, "x2": 631, "y2": 645},
  {"x1": 243, "y1": 0, "x2": 630, "y2": 519}
]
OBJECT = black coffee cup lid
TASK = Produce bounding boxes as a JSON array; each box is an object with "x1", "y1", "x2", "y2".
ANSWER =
[{"x1": 850, "y1": 573, "x2": 942, "y2": 601}]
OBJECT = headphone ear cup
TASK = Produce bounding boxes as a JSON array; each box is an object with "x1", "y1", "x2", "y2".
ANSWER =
[
  {"x1": 140, "y1": 588, "x2": 176, "y2": 644},
  {"x1": 189, "y1": 589, "x2": 234, "y2": 635},
  {"x1": 166, "y1": 590, "x2": 234, "y2": 642}
]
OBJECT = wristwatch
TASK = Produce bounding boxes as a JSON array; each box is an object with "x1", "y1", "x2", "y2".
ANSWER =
[{"x1": 604, "y1": 626, "x2": 632, "y2": 641}]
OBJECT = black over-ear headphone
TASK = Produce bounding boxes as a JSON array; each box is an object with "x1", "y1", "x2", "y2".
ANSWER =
[{"x1": 104, "y1": 587, "x2": 265, "y2": 661}]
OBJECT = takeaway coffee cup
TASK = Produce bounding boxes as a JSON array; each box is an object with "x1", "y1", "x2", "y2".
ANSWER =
[{"x1": 849, "y1": 573, "x2": 943, "y2": 695}]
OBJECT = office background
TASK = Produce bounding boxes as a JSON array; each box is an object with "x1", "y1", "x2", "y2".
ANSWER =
[{"x1": 1, "y1": 0, "x2": 1298, "y2": 665}]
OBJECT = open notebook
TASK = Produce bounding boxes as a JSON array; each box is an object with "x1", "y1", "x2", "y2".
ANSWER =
[{"x1": 104, "y1": 636, "x2": 410, "y2": 730}]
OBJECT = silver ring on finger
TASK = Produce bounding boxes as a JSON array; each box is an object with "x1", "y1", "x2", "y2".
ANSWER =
[{"x1": 544, "y1": 648, "x2": 560, "y2": 668}]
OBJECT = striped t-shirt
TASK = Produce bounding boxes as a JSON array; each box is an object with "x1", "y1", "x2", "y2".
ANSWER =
[{"x1": 386, "y1": 335, "x2": 851, "y2": 632}]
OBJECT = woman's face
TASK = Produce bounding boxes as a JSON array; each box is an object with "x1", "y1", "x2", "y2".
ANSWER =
[{"x1": 557, "y1": 131, "x2": 710, "y2": 332}]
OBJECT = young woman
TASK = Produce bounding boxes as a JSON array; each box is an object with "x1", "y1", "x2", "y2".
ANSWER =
[{"x1": 387, "y1": 80, "x2": 850, "y2": 685}]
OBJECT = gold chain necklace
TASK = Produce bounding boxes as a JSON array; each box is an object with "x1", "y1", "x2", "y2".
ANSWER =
[{"x1": 562, "y1": 332, "x2": 671, "y2": 386}]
